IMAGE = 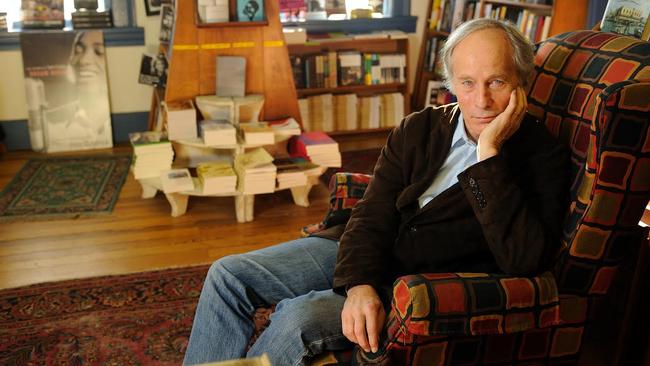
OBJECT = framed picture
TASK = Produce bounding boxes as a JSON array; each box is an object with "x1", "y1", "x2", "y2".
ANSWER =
[
  {"x1": 144, "y1": 0, "x2": 162, "y2": 16},
  {"x1": 425, "y1": 80, "x2": 445, "y2": 107},
  {"x1": 237, "y1": 0, "x2": 265, "y2": 22},
  {"x1": 600, "y1": 0, "x2": 650, "y2": 40}
]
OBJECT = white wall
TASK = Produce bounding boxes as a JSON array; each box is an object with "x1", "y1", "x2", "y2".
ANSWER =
[{"x1": 0, "y1": 0, "x2": 161, "y2": 121}]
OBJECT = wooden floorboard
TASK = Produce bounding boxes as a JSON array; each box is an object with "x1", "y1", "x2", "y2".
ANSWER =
[{"x1": 0, "y1": 147, "x2": 331, "y2": 289}]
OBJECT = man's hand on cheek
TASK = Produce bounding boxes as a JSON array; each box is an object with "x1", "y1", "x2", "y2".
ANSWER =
[
  {"x1": 341, "y1": 285, "x2": 386, "y2": 353},
  {"x1": 477, "y1": 87, "x2": 527, "y2": 161}
]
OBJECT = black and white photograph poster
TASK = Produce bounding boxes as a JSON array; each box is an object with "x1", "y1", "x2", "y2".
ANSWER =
[{"x1": 20, "y1": 30, "x2": 113, "y2": 152}]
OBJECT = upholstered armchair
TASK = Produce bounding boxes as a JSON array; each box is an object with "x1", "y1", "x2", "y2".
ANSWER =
[{"x1": 291, "y1": 30, "x2": 650, "y2": 365}]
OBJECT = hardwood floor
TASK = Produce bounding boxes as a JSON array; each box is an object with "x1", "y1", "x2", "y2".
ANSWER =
[{"x1": 0, "y1": 147, "x2": 331, "y2": 290}]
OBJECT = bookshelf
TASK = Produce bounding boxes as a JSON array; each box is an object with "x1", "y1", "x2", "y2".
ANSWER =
[
  {"x1": 411, "y1": 0, "x2": 588, "y2": 111},
  {"x1": 287, "y1": 36, "x2": 409, "y2": 142}
]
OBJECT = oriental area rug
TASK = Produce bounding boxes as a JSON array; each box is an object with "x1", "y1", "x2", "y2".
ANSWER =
[
  {"x1": 0, "y1": 265, "x2": 210, "y2": 366},
  {"x1": 0, "y1": 154, "x2": 131, "y2": 221}
]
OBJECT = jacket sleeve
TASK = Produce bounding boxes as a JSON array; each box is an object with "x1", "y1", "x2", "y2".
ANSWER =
[
  {"x1": 457, "y1": 121, "x2": 570, "y2": 275},
  {"x1": 332, "y1": 116, "x2": 409, "y2": 295}
]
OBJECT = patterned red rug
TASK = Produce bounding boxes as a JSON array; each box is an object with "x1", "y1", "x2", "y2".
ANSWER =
[{"x1": 0, "y1": 265, "x2": 209, "y2": 365}]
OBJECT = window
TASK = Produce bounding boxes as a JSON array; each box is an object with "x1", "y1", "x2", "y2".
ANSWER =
[{"x1": 1, "y1": 0, "x2": 107, "y2": 31}]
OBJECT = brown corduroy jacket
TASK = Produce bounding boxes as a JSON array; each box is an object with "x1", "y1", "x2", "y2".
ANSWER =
[{"x1": 326, "y1": 103, "x2": 570, "y2": 294}]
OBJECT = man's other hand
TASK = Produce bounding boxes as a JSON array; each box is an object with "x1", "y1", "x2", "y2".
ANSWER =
[
  {"x1": 477, "y1": 86, "x2": 527, "y2": 161},
  {"x1": 341, "y1": 284, "x2": 386, "y2": 353}
]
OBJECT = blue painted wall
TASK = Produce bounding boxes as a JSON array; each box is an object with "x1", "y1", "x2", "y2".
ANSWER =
[{"x1": 0, "y1": 112, "x2": 149, "y2": 151}]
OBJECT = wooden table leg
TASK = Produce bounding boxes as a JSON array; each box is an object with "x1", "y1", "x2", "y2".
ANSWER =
[
  {"x1": 290, "y1": 184, "x2": 313, "y2": 207},
  {"x1": 140, "y1": 181, "x2": 158, "y2": 199},
  {"x1": 164, "y1": 192, "x2": 189, "y2": 217},
  {"x1": 245, "y1": 195, "x2": 254, "y2": 222},
  {"x1": 235, "y1": 195, "x2": 246, "y2": 223}
]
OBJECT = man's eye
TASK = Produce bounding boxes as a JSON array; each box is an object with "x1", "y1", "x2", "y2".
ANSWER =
[
  {"x1": 462, "y1": 80, "x2": 473, "y2": 87},
  {"x1": 490, "y1": 80, "x2": 505, "y2": 87}
]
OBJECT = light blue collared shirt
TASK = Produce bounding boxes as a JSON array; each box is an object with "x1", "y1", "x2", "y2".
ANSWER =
[{"x1": 418, "y1": 113, "x2": 478, "y2": 208}]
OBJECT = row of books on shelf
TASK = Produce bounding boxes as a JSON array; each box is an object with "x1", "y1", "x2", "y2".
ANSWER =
[
  {"x1": 485, "y1": 6, "x2": 551, "y2": 43},
  {"x1": 130, "y1": 132, "x2": 340, "y2": 194},
  {"x1": 428, "y1": 0, "x2": 552, "y2": 42},
  {"x1": 429, "y1": 0, "x2": 480, "y2": 33},
  {"x1": 423, "y1": 37, "x2": 446, "y2": 74},
  {"x1": 298, "y1": 92, "x2": 404, "y2": 133},
  {"x1": 291, "y1": 52, "x2": 406, "y2": 89}
]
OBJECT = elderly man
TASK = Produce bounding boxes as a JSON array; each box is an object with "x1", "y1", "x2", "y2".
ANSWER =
[{"x1": 183, "y1": 18, "x2": 569, "y2": 365}]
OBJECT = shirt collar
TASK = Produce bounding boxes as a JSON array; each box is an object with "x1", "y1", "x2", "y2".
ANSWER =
[{"x1": 452, "y1": 113, "x2": 476, "y2": 148}]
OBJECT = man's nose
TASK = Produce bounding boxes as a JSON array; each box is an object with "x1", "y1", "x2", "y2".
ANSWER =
[{"x1": 475, "y1": 85, "x2": 492, "y2": 109}]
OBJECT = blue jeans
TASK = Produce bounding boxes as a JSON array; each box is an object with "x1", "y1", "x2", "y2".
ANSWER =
[{"x1": 183, "y1": 236, "x2": 351, "y2": 366}]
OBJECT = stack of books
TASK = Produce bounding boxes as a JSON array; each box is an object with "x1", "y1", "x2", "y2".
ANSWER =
[
  {"x1": 197, "y1": 161, "x2": 238, "y2": 195},
  {"x1": 199, "y1": 120, "x2": 237, "y2": 145},
  {"x1": 273, "y1": 157, "x2": 309, "y2": 190},
  {"x1": 267, "y1": 117, "x2": 301, "y2": 139},
  {"x1": 288, "y1": 131, "x2": 341, "y2": 168},
  {"x1": 234, "y1": 148, "x2": 277, "y2": 194},
  {"x1": 71, "y1": 10, "x2": 113, "y2": 29},
  {"x1": 239, "y1": 122, "x2": 274, "y2": 145},
  {"x1": 160, "y1": 168, "x2": 194, "y2": 193},
  {"x1": 164, "y1": 99, "x2": 198, "y2": 140},
  {"x1": 129, "y1": 131, "x2": 174, "y2": 179}
]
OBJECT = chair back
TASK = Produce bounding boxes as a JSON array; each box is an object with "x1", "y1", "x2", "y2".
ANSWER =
[{"x1": 527, "y1": 30, "x2": 650, "y2": 296}]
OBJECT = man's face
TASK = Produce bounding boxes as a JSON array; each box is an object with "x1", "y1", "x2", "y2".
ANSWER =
[{"x1": 450, "y1": 28, "x2": 519, "y2": 142}]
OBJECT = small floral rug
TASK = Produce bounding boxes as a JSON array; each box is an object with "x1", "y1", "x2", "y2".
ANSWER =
[
  {"x1": 0, "y1": 154, "x2": 132, "y2": 221},
  {"x1": 0, "y1": 265, "x2": 209, "y2": 366}
]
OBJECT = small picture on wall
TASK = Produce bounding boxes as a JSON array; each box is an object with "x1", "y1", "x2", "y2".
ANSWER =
[
  {"x1": 144, "y1": 0, "x2": 161, "y2": 16},
  {"x1": 600, "y1": 0, "x2": 650, "y2": 40},
  {"x1": 237, "y1": 0, "x2": 265, "y2": 22}
]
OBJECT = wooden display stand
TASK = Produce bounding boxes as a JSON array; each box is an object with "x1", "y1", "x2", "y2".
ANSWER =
[
  {"x1": 141, "y1": 0, "x2": 322, "y2": 222},
  {"x1": 162, "y1": 0, "x2": 300, "y2": 123}
]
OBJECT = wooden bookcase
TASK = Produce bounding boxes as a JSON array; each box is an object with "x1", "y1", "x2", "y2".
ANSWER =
[
  {"x1": 287, "y1": 37, "x2": 410, "y2": 145},
  {"x1": 411, "y1": 0, "x2": 588, "y2": 111}
]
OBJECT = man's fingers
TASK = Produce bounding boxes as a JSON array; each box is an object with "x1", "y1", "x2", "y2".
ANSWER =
[
  {"x1": 366, "y1": 310, "x2": 378, "y2": 353},
  {"x1": 341, "y1": 312, "x2": 357, "y2": 344},
  {"x1": 354, "y1": 314, "x2": 370, "y2": 352}
]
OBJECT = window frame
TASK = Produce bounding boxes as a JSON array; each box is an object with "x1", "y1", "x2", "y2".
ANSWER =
[{"x1": 0, "y1": 0, "x2": 142, "y2": 50}]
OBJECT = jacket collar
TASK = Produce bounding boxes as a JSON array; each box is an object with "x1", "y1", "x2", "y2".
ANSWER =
[{"x1": 396, "y1": 103, "x2": 461, "y2": 211}]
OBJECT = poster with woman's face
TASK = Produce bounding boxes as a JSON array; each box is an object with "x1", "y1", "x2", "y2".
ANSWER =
[{"x1": 20, "y1": 30, "x2": 113, "y2": 152}]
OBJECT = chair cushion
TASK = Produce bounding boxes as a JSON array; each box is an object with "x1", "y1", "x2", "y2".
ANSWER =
[{"x1": 391, "y1": 271, "x2": 561, "y2": 337}]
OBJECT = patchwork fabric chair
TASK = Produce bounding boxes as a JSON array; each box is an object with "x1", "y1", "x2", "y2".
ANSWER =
[{"x1": 296, "y1": 30, "x2": 650, "y2": 365}]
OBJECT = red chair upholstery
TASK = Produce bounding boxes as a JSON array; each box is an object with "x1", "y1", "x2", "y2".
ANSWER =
[{"x1": 301, "y1": 30, "x2": 650, "y2": 365}]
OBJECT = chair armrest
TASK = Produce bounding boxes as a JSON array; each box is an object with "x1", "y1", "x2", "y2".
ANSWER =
[
  {"x1": 391, "y1": 271, "x2": 562, "y2": 336},
  {"x1": 301, "y1": 172, "x2": 371, "y2": 237}
]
